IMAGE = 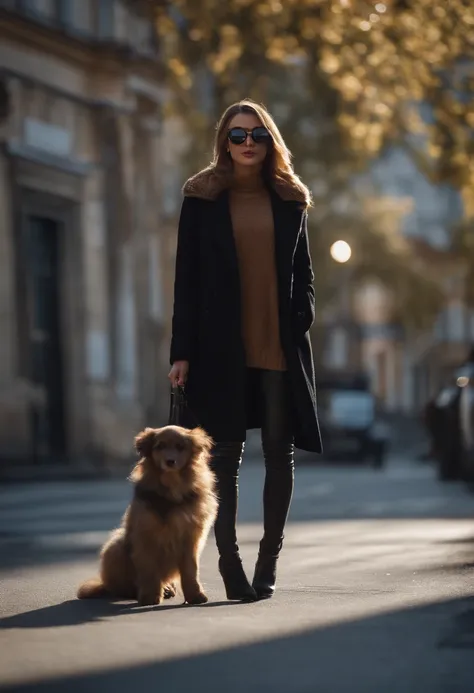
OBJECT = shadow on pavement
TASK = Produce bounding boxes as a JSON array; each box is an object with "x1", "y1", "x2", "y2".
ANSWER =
[
  {"x1": 412, "y1": 535, "x2": 474, "y2": 574},
  {"x1": 4, "y1": 597, "x2": 474, "y2": 693},
  {"x1": 1, "y1": 457, "x2": 473, "y2": 573},
  {"x1": 0, "y1": 600, "x2": 133, "y2": 629},
  {"x1": 0, "y1": 542, "x2": 100, "y2": 572},
  {"x1": 2, "y1": 523, "x2": 474, "y2": 575},
  {"x1": 0, "y1": 598, "x2": 240, "y2": 630}
]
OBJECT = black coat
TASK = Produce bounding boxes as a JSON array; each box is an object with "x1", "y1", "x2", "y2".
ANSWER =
[{"x1": 170, "y1": 187, "x2": 322, "y2": 453}]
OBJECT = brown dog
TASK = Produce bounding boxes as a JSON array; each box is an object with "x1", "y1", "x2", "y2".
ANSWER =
[{"x1": 77, "y1": 426, "x2": 217, "y2": 606}]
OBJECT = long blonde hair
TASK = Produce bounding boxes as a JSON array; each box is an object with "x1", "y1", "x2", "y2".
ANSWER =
[{"x1": 185, "y1": 100, "x2": 312, "y2": 208}]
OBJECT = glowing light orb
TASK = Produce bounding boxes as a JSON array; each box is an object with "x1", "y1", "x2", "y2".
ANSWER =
[{"x1": 330, "y1": 240, "x2": 352, "y2": 263}]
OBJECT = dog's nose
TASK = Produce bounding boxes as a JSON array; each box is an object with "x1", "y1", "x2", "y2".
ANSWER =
[{"x1": 165, "y1": 459, "x2": 176, "y2": 468}]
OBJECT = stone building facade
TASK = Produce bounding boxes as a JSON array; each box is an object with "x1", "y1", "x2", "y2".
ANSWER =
[{"x1": 0, "y1": 0, "x2": 172, "y2": 473}]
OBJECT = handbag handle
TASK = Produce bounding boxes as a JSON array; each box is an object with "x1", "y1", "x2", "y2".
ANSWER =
[{"x1": 168, "y1": 385, "x2": 187, "y2": 426}]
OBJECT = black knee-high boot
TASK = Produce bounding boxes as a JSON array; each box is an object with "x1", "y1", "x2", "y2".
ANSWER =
[
  {"x1": 252, "y1": 439, "x2": 294, "y2": 599},
  {"x1": 211, "y1": 442, "x2": 257, "y2": 602}
]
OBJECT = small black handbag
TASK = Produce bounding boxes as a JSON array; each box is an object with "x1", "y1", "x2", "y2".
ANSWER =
[{"x1": 168, "y1": 385, "x2": 197, "y2": 429}]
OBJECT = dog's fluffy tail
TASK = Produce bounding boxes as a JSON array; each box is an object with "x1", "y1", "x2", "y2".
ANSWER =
[{"x1": 77, "y1": 577, "x2": 109, "y2": 599}]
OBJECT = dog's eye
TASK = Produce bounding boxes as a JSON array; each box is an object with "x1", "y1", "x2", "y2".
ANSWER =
[
  {"x1": 175, "y1": 443, "x2": 185, "y2": 452},
  {"x1": 154, "y1": 441, "x2": 165, "y2": 451}
]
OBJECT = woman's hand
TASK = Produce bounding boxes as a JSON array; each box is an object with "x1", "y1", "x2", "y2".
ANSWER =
[{"x1": 168, "y1": 360, "x2": 189, "y2": 387}]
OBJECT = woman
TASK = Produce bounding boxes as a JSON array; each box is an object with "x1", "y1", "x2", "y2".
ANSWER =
[{"x1": 168, "y1": 99, "x2": 322, "y2": 602}]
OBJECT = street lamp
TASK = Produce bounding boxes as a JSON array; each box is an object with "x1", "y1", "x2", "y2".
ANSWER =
[
  {"x1": 330, "y1": 241, "x2": 352, "y2": 316},
  {"x1": 329, "y1": 240, "x2": 356, "y2": 369}
]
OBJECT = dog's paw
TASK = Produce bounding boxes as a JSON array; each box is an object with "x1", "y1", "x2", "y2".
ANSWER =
[
  {"x1": 163, "y1": 583, "x2": 177, "y2": 600},
  {"x1": 137, "y1": 592, "x2": 157, "y2": 607},
  {"x1": 186, "y1": 591, "x2": 208, "y2": 605}
]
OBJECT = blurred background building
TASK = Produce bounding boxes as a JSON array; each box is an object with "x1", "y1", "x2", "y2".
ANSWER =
[
  {"x1": 0, "y1": 0, "x2": 171, "y2": 470},
  {"x1": 0, "y1": 0, "x2": 473, "y2": 474},
  {"x1": 320, "y1": 144, "x2": 472, "y2": 414}
]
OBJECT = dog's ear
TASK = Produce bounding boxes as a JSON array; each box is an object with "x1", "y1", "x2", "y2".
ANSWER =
[
  {"x1": 134, "y1": 427, "x2": 156, "y2": 458},
  {"x1": 128, "y1": 461, "x2": 143, "y2": 483},
  {"x1": 189, "y1": 427, "x2": 214, "y2": 457}
]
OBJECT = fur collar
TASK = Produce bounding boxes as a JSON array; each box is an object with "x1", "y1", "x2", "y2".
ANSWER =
[{"x1": 182, "y1": 167, "x2": 310, "y2": 207}]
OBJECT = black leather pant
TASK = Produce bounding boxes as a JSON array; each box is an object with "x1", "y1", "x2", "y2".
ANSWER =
[{"x1": 210, "y1": 369, "x2": 295, "y2": 561}]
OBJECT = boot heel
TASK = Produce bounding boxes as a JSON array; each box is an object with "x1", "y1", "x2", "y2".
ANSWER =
[
  {"x1": 219, "y1": 557, "x2": 258, "y2": 602},
  {"x1": 252, "y1": 555, "x2": 278, "y2": 599}
]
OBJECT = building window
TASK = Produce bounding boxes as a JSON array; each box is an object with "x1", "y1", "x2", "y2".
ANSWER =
[
  {"x1": 15, "y1": 0, "x2": 36, "y2": 12},
  {"x1": 97, "y1": 0, "x2": 115, "y2": 39},
  {"x1": 12, "y1": 0, "x2": 56, "y2": 23},
  {"x1": 55, "y1": 0, "x2": 73, "y2": 26}
]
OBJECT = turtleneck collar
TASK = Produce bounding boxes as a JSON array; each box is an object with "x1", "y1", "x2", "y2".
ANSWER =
[{"x1": 231, "y1": 169, "x2": 266, "y2": 193}]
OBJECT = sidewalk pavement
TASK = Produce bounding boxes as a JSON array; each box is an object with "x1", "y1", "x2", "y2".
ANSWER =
[{"x1": 1, "y1": 456, "x2": 473, "y2": 693}]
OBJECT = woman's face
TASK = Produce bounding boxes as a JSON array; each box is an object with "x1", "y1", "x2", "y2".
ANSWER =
[{"x1": 226, "y1": 112, "x2": 269, "y2": 170}]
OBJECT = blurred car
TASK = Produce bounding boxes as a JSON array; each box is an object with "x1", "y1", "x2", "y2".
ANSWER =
[
  {"x1": 427, "y1": 362, "x2": 474, "y2": 485},
  {"x1": 458, "y1": 363, "x2": 474, "y2": 490},
  {"x1": 318, "y1": 371, "x2": 390, "y2": 468},
  {"x1": 431, "y1": 381, "x2": 463, "y2": 482}
]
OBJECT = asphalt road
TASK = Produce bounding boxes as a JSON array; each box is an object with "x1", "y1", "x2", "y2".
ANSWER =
[{"x1": 1, "y1": 450, "x2": 473, "y2": 693}]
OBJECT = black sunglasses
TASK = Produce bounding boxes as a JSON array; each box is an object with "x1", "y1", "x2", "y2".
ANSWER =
[{"x1": 227, "y1": 126, "x2": 271, "y2": 145}]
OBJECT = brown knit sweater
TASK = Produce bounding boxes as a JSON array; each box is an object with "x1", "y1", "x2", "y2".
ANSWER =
[{"x1": 229, "y1": 174, "x2": 286, "y2": 371}]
